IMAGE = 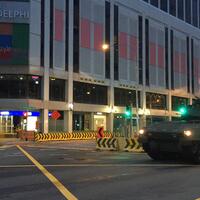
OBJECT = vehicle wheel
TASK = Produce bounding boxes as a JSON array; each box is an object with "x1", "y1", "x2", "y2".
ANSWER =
[
  {"x1": 146, "y1": 150, "x2": 164, "y2": 161},
  {"x1": 191, "y1": 144, "x2": 200, "y2": 164},
  {"x1": 182, "y1": 144, "x2": 200, "y2": 164},
  {"x1": 162, "y1": 152, "x2": 178, "y2": 160},
  {"x1": 144, "y1": 141, "x2": 164, "y2": 161}
]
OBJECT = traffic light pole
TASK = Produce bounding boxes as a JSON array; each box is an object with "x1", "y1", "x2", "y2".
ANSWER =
[{"x1": 136, "y1": 90, "x2": 139, "y2": 134}]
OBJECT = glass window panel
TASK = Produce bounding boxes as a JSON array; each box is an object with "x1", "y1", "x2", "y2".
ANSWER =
[
  {"x1": 114, "y1": 88, "x2": 141, "y2": 107},
  {"x1": 192, "y1": 0, "x2": 198, "y2": 27},
  {"x1": 178, "y1": 0, "x2": 184, "y2": 20},
  {"x1": 73, "y1": 82, "x2": 108, "y2": 105},
  {"x1": 150, "y1": 0, "x2": 159, "y2": 7},
  {"x1": 172, "y1": 96, "x2": 189, "y2": 111},
  {"x1": 0, "y1": 75, "x2": 41, "y2": 99},
  {"x1": 169, "y1": 0, "x2": 176, "y2": 16},
  {"x1": 146, "y1": 92, "x2": 167, "y2": 110},
  {"x1": 49, "y1": 78, "x2": 65, "y2": 101},
  {"x1": 160, "y1": 0, "x2": 168, "y2": 12},
  {"x1": 185, "y1": 0, "x2": 191, "y2": 23}
]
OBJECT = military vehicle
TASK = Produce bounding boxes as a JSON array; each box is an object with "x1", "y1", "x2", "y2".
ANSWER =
[{"x1": 139, "y1": 99, "x2": 200, "y2": 163}]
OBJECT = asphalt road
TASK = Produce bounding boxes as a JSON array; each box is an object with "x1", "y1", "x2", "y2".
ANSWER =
[{"x1": 0, "y1": 142, "x2": 200, "y2": 200}]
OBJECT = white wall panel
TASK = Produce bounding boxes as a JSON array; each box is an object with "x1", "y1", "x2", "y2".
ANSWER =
[
  {"x1": 30, "y1": 0, "x2": 41, "y2": 35},
  {"x1": 29, "y1": 34, "x2": 40, "y2": 66},
  {"x1": 54, "y1": 41, "x2": 65, "y2": 69}
]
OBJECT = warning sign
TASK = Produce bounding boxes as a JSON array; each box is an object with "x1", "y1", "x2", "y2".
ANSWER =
[{"x1": 51, "y1": 111, "x2": 61, "y2": 120}]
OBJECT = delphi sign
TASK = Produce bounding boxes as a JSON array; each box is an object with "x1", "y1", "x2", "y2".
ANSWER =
[{"x1": 0, "y1": 2, "x2": 30, "y2": 23}]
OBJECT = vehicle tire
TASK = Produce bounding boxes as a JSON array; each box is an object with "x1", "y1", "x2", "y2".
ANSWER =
[
  {"x1": 191, "y1": 144, "x2": 200, "y2": 164},
  {"x1": 144, "y1": 141, "x2": 164, "y2": 161},
  {"x1": 182, "y1": 144, "x2": 200, "y2": 164},
  {"x1": 146, "y1": 150, "x2": 164, "y2": 161}
]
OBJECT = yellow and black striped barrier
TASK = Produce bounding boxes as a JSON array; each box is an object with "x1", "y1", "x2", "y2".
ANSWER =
[
  {"x1": 96, "y1": 136, "x2": 144, "y2": 152},
  {"x1": 96, "y1": 138, "x2": 117, "y2": 151},
  {"x1": 35, "y1": 131, "x2": 113, "y2": 142},
  {"x1": 123, "y1": 138, "x2": 144, "y2": 152}
]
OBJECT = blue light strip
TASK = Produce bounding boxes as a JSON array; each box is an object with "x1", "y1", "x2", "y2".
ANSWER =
[{"x1": 0, "y1": 111, "x2": 40, "y2": 117}]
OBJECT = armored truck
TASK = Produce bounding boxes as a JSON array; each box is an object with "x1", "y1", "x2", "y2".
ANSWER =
[{"x1": 139, "y1": 100, "x2": 200, "y2": 163}]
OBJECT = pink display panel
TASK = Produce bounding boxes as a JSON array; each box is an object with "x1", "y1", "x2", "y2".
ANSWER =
[
  {"x1": 119, "y1": 32, "x2": 128, "y2": 59},
  {"x1": 55, "y1": 9, "x2": 64, "y2": 42},
  {"x1": 150, "y1": 42, "x2": 156, "y2": 65},
  {"x1": 158, "y1": 45, "x2": 164, "y2": 68},
  {"x1": 80, "y1": 18, "x2": 91, "y2": 48},
  {"x1": 94, "y1": 23, "x2": 103, "y2": 51},
  {"x1": 129, "y1": 35, "x2": 137, "y2": 61}
]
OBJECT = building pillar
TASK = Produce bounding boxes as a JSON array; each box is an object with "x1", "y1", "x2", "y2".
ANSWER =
[
  {"x1": 107, "y1": 2, "x2": 115, "y2": 133},
  {"x1": 66, "y1": 111, "x2": 73, "y2": 132},
  {"x1": 107, "y1": 112, "x2": 114, "y2": 132},
  {"x1": 41, "y1": 0, "x2": 50, "y2": 133},
  {"x1": 66, "y1": 0, "x2": 74, "y2": 132},
  {"x1": 41, "y1": 109, "x2": 49, "y2": 133},
  {"x1": 90, "y1": 113, "x2": 94, "y2": 131},
  {"x1": 141, "y1": 89, "x2": 146, "y2": 127}
]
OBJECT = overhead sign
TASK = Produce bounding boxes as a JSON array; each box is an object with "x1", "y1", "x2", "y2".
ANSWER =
[
  {"x1": 0, "y1": 2, "x2": 30, "y2": 23},
  {"x1": 0, "y1": 111, "x2": 40, "y2": 117}
]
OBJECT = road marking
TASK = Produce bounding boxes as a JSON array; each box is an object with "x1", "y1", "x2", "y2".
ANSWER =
[
  {"x1": 16, "y1": 145, "x2": 78, "y2": 200},
  {"x1": 0, "y1": 163, "x2": 198, "y2": 168},
  {"x1": 42, "y1": 164, "x2": 200, "y2": 167},
  {"x1": 0, "y1": 145, "x2": 14, "y2": 149},
  {"x1": 26, "y1": 145, "x2": 96, "y2": 151},
  {"x1": 0, "y1": 165, "x2": 35, "y2": 168}
]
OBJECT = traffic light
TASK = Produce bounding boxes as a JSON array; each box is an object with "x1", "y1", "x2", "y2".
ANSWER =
[
  {"x1": 125, "y1": 105, "x2": 132, "y2": 119},
  {"x1": 178, "y1": 106, "x2": 188, "y2": 115}
]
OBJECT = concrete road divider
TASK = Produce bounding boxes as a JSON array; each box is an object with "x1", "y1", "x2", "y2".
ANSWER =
[
  {"x1": 123, "y1": 138, "x2": 144, "y2": 152},
  {"x1": 96, "y1": 138, "x2": 117, "y2": 151},
  {"x1": 96, "y1": 136, "x2": 144, "y2": 152}
]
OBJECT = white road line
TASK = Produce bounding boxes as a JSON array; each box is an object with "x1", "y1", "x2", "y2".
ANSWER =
[
  {"x1": 42, "y1": 164, "x2": 200, "y2": 167},
  {"x1": 26, "y1": 146, "x2": 96, "y2": 151},
  {"x1": 0, "y1": 165, "x2": 35, "y2": 168},
  {"x1": 0, "y1": 163, "x2": 198, "y2": 168}
]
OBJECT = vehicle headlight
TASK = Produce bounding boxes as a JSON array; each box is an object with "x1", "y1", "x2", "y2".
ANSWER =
[
  {"x1": 139, "y1": 129, "x2": 145, "y2": 135},
  {"x1": 184, "y1": 130, "x2": 192, "y2": 137}
]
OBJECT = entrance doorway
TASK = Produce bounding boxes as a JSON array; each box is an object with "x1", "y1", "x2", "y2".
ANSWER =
[
  {"x1": 93, "y1": 115, "x2": 106, "y2": 131},
  {"x1": 0, "y1": 116, "x2": 14, "y2": 134}
]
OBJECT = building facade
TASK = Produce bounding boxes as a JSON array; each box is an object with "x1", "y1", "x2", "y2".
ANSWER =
[{"x1": 0, "y1": 0, "x2": 200, "y2": 134}]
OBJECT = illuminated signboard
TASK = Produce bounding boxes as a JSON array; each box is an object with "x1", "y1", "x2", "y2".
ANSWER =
[
  {"x1": 0, "y1": 111, "x2": 40, "y2": 117},
  {"x1": 0, "y1": 23, "x2": 29, "y2": 65},
  {"x1": 0, "y1": 2, "x2": 30, "y2": 23}
]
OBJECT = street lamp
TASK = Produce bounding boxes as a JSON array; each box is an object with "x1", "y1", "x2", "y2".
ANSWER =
[{"x1": 102, "y1": 43, "x2": 109, "y2": 51}]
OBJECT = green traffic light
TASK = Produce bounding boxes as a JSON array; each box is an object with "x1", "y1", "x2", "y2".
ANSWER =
[
  {"x1": 125, "y1": 105, "x2": 132, "y2": 118},
  {"x1": 125, "y1": 111, "x2": 131, "y2": 117},
  {"x1": 179, "y1": 106, "x2": 187, "y2": 115}
]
